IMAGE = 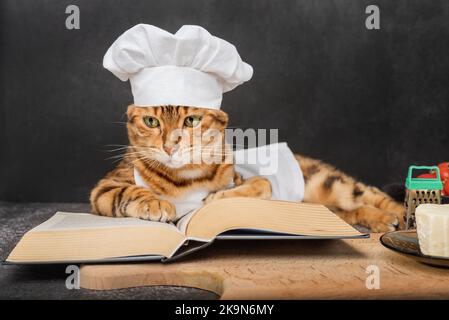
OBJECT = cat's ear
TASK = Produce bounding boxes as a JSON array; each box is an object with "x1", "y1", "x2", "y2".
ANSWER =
[{"x1": 126, "y1": 104, "x2": 137, "y2": 120}]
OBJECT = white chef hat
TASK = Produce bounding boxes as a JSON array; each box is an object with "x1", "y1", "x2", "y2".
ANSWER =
[{"x1": 103, "y1": 24, "x2": 253, "y2": 109}]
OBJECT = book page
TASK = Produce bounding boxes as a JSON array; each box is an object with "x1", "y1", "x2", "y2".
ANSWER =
[
  {"x1": 8, "y1": 212, "x2": 186, "y2": 263},
  {"x1": 32, "y1": 212, "x2": 179, "y2": 233},
  {"x1": 176, "y1": 209, "x2": 199, "y2": 234},
  {"x1": 187, "y1": 198, "x2": 364, "y2": 240}
]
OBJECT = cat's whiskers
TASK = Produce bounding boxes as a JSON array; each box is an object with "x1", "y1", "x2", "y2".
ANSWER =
[
  {"x1": 106, "y1": 150, "x2": 151, "y2": 160},
  {"x1": 127, "y1": 150, "x2": 165, "y2": 170},
  {"x1": 110, "y1": 121, "x2": 128, "y2": 125},
  {"x1": 106, "y1": 147, "x2": 163, "y2": 166}
]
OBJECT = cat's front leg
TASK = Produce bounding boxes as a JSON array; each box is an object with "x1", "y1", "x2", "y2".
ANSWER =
[
  {"x1": 91, "y1": 182, "x2": 176, "y2": 222},
  {"x1": 204, "y1": 176, "x2": 272, "y2": 204}
]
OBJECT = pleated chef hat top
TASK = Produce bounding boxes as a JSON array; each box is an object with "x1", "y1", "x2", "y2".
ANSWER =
[{"x1": 103, "y1": 24, "x2": 253, "y2": 109}]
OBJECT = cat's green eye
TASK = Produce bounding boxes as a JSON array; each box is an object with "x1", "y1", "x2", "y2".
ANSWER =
[
  {"x1": 184, "y1": 115, "x2": 202, "y2": 127},
  {"x1": 143, "y1": 116, "x2": 160, "y2": 128}
]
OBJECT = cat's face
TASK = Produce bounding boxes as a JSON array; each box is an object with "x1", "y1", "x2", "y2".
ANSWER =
[{"x1": 127, "y1": 105, "x2": 228, "y2": 169}]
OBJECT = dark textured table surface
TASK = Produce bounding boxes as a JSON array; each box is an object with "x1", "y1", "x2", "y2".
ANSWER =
[{"x1": 0, "y1": 202, "x2": 218, "y2": 300}]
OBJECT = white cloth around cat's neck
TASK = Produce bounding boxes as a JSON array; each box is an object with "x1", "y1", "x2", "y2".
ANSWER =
[
  {"x1": 103, "y1": 24, "x2": 253, "y2": 109},
  {"x1": 134, "y1": 142, "x2": 305, "y2": 220}
]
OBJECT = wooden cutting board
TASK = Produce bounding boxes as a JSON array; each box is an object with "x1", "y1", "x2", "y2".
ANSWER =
[{"x1": 80, "y1": 234, "x2": 449, "y2": 299}]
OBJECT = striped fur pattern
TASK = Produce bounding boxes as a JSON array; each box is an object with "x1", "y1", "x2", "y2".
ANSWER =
[
  {"x1": 297, "y1": 155, "x2": 404, "y2": 232},
  {"x1": 90, "y1": 105, "x2": 404, "y2": 232}
]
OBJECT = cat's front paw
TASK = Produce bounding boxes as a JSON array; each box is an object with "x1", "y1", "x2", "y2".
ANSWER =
[
  {"x1": 131, "y1": 199, "x2": 176, "y2": 222},
  {"x1": 204, "y1": 191, "x2": 226, "y2": 204}
]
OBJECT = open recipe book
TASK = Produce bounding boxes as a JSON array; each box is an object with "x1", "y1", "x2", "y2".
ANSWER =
[{"x1": 6, "y1": 198, "x2": 368, "y2": 263}]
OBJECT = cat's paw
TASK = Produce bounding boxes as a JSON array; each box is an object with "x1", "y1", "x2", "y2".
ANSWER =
[
  {"x1": 393, "y1": 208, "x2": 406, "y2": 230},
  {"x1": 369, "y1": 212, "x2": 400, "y2": 233},
  {"x1": 204, "y1": 191, "x2": 226, "y2": 204},
  {"x1": 131, "y1": 199, "x2": 176, "y2": 222}
]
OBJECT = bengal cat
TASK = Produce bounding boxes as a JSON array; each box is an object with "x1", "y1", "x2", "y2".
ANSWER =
[{"x1": 90, "y1": 105, "x2": 405, "y2": 232}]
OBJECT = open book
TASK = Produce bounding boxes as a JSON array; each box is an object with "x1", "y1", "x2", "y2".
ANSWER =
[{"x1": 7, "y1": 198, "x2": 367, "y2": 264}]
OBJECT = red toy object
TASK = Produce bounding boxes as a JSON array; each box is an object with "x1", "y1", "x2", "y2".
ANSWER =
[
  {"x1": 437, "y1": 162, "x2": 449, "y2": 196},
  {"x1": 417, "y1": 173, "x2": 437, "y2": 179},
  {"x1": 415, "y1": 162, "x2": 449, "y2": 196},
  {"x1": 437, "y1": 162, "x2": 449, "y2": 181},
  {"x1": 443, "y1": 180, "x2": 449, "y2": 196}
]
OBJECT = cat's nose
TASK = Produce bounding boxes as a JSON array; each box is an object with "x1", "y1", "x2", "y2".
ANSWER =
[{"x1": 163, "y1": 145, "x2": 176, "y2": 156}]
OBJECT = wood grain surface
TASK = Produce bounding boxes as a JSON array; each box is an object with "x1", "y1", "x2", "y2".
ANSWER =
[{"x1": 80, "y1": 234, "x2": 449, "y2": 299}]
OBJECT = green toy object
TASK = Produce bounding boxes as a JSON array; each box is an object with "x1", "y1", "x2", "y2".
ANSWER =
[{"x1": 404, "y1": 165, "x2": 443, "y2": 230}]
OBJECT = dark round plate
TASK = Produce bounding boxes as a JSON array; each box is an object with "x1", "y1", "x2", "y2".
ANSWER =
[{"x1": 380, "y1": 230, "x2": 449, "y2": 268}]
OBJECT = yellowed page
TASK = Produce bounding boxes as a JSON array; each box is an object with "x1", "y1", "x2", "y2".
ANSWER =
[
  {"x1": 186, "y1": 198, "x2": 363, "y2": 240},
  {"x1": 176, "y1": 209, "x2": 198, "y2": 234},
  {"x1": 7, "y1": 212, "x2": 185, "y2": 263},
  {"x1": 32, "y1": 211, "x2": 178, "y2": 231}
]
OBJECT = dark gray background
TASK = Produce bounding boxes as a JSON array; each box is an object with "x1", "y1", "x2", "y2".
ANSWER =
[{"x1": 1, "y1": 0, "x2": 448, "y2": 202}]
